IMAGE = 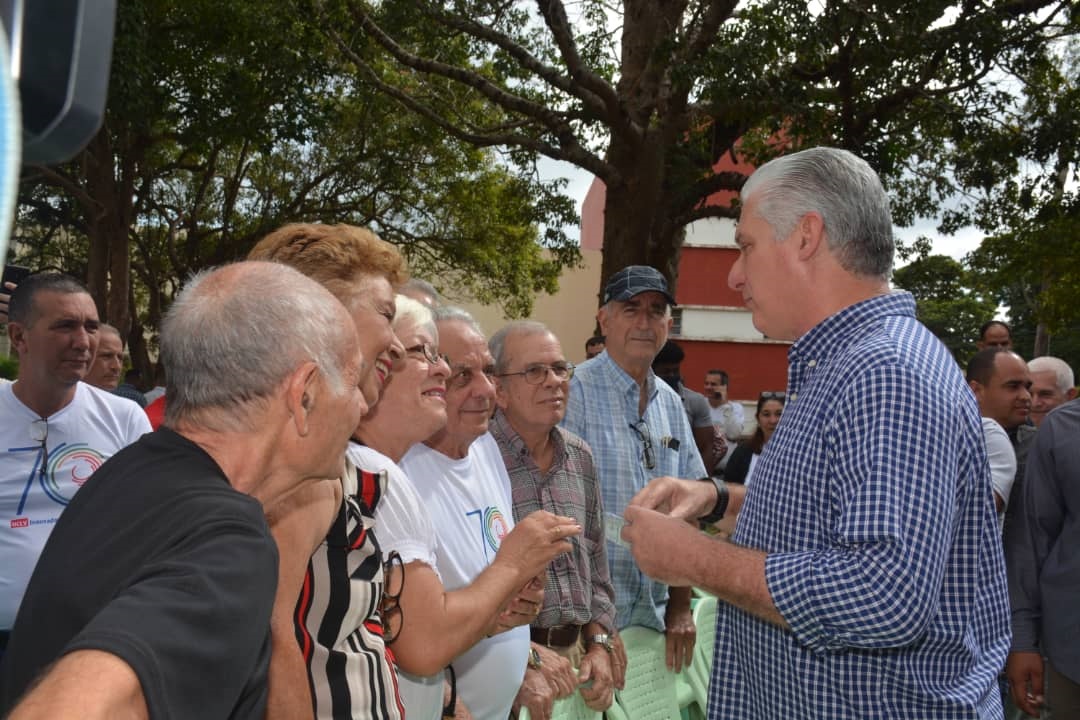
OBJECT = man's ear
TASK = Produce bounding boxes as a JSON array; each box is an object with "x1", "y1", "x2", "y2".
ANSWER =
[
  {"x1": 1068, "y1": 387, "x2": 1078, "y2": 401},
  {"x1": 597, "y1": 306, "x2": 609, "y2": 335},
  {"x1": 493, "y1": 377, "x2": 511, "y2": 411},
  {"x1": 285, "y1": 361, "x2": 320, "y2": 437},
  {"x1": 797, "y1": 212, "x2": 826, "y2": 261},
  {"x1": 8, "y1": 321, "x2": 26, "y2": 354},
  {"x1": 968, "y1": 380, "x2": 984, "y2": 401}
]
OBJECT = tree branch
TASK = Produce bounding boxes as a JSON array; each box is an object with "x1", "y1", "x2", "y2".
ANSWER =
[
  {"x1": 26, "y1": 165, "x2": 100, "y2": 215},
  {"x1": 319, "y1": 16, "x2": 617, "y2": 182},
  {"x1": 533, "y1": 0, "x2": 640, "y2": 144},
  {"x1": 343, "y1": 1, "x2": 573, "y2": 136}
]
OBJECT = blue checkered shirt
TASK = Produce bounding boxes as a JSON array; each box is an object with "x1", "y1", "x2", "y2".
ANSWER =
[
  {"x1": 563, "y1": 351, "x2": 707, "y2": 631},
  {"x1": 710, "y1": 292, "x2": 1010, "y2": 719}
]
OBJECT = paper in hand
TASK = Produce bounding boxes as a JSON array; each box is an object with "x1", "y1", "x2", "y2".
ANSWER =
[{"x1": 604, "y1": 512, "x2": 630, "y2": 548}]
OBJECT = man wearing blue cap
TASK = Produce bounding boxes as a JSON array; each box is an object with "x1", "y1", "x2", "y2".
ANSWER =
[{"x1": 562, "y1": 266, "x2": 745, "y2": 673}]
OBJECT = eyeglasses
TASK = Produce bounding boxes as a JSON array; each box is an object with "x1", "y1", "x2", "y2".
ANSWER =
[
  {"x1": 447, "y1": 363, "x2": 496, "y2": 390},
  {"x1": 628, "y1": 420, "x2": 656, "y2": 470},
  {"x1": 30, "y1": 418, "x2": 48, "y2": 479},
  {"x1": 404, "y1": 342, "x2": 447, "y2": 366},
  {"x1": 496, "y1": 362, "x2": 575, "y2": 385},
  {"x1": 381, "y1": 550, "x2": 405, "y2": 644},
  {"x1": 760, "y1": 391, "x2": 786, "y2": 400}
]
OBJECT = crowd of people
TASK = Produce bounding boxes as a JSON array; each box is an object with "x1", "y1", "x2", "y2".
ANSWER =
[{"x1": 0, "y1": 146, "x2": 1076, "y2": 720}]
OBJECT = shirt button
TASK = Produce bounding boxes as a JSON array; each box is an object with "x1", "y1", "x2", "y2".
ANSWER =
[{"x1": 807, "y1": 359, "x2": 817, "y2": 367}]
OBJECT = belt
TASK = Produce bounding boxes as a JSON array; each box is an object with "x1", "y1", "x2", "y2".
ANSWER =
[{"x1": 530, "y1": 624, "x2": 582, "y2": 649}]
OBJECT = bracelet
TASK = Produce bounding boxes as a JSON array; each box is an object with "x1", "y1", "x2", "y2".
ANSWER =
[{"x1": 697, "y1": 476, "x2": 728, "y2": 525}]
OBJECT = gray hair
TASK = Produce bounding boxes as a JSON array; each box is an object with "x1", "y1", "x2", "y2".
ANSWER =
[
  {"x1": 432, "y1": 305, "x2": 484, "y2": 337},
  {"x1": 99, "y1": 323, "x2": 122, "y2": 342},
  {"x1": 601, "y1": 299, "x2": 672, "y2": 320},
  {"x1": 392, "y1": 293, "x2": 437, "y2": 339},
  {"x1": 489, "y1": 320, "x2": 553, "y2": 374},
  {"x1": 1028, "y1": 356, "x2": 1075, "y2": 394},
  {"x1": 741, "y1": 147, "x2": 894, "y2": 279},
  {"x1": 400, "y1": 277, "x2": 442, "y2": 306},
  {"x1": 161, "y1": 261, "x2": 355, "y2": 432}
]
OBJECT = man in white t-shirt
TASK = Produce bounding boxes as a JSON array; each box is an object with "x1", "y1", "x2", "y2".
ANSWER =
[
  {"x1": 399, "y1": 307, "x2": 544, "y2": 720},
  {"x1": 704, "y1": 369, "x2": 744, "y2": 470},
  {"x1": 967, "y1": 347, "x2": 1032, "y2": 513},
  {"x1": 1, "y1": 273, "x2": 151, "y2": 655}
]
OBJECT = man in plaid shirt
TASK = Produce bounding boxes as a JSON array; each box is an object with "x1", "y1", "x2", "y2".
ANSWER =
[
  {"x1": 490, "y1": 320, "x2": 620, "y2": 717},
  {"x1": 623, "y1": 147, "x2": 1010, "y2": 719}
]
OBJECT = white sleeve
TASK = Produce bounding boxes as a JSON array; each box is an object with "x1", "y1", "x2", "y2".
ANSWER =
[
  {"x1": 982, "y1": 418, "x2": 1017, "y2": 510},
  {"x1": 724, "y1": 402, "x2": 745, "y2": 439},
  {"x1": 123, "y1": 401, "x2": 154, "y2": 441},
  {"x1": 375, "y1": 465, "x2": 441, "y2": 579}
]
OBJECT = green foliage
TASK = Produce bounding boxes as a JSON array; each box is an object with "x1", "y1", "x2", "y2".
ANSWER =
[
  {"x1": 10, "y1": 0, "x2": 578, "y2": 358},
  {"x1": 0, "y1": 354, "x2": 17, "y2": 380},
  {"x1": 958, "y1": 36, "x2": 1080, "y2": 360},
  {"x1": 892, "y1": 254, "x2": 997, "y2": 363},
  {"x1": 328, "y1": 0, "x2": 1078, "y2": 292}
]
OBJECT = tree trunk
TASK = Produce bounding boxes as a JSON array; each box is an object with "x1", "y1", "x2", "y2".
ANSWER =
[
  {"x1": 80, "y1": 128, "x2": 136, "y2": 340},
  {"x1": 599, "y1": 127, "x2": 686, "y2": 299},
  {"x1": 1033, "y1": 322, "x2": 1050, "y2": 357},
  {"x1": 598, "y1": 124, "x2": 699, "y2": 307}
]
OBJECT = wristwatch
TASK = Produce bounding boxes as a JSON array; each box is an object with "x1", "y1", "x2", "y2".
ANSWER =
[
  {"x1": 588, "y1": 633, "x2": 614, "y2": 653},
  {"x1": 528, "y1": 647, "x2": 543, "y2": 669}
]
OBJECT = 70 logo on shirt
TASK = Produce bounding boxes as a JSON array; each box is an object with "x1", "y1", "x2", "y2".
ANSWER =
[
  {"x1": 8, "y1": 442, "x2": 106, "y2": 517},
  {"x1": 465, "y1": 506, "x2": 509, "y2": 559}
]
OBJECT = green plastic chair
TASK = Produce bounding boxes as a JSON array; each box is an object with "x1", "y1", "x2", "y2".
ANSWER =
[
  {"x1": 517, "y1": 691, "x2": 602, "y2": 720},
  {"x1": 610, "y1": 626, "x2": 682, "y2": 720},
  {"x1": 682, "y1": 595, "x2": 717, "y2": 716}
]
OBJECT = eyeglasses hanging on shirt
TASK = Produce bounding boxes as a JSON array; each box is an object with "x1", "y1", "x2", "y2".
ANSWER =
[{"x1": 30, "y1": 417, "x2": 48, "y2": 479}]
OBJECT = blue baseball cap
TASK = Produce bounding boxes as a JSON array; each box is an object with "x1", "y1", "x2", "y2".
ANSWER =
[{"x1": 602, "y1": 265, "x2": 676, "y2": 306}]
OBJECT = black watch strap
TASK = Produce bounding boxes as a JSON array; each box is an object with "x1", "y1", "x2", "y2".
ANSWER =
[{"x1": 698, "y1": 475, "x2": 728, "y2": 524}]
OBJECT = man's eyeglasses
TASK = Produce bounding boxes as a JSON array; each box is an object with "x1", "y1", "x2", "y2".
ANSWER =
[
  {"x1": 381, "y1": 550, "x2": 404, "y2": 644},
  {"x1": 404, "y1": 343, "x2": 447, "y2": 366},
  {"x1": 496, "y1": 362, "x2": 575, "y2": 385},
  {"x1": 447, "y1": 364, "x2": 496, "y2": 390},
  {"x1": 629, "y1": 420, "x2": 656, "y2": 470},
  {"x1": 30, "y1": 418, "x2": 48, "y2": 479},
  {"x1": 760, "y1": 391, "x2": 786, "y2": 401}
]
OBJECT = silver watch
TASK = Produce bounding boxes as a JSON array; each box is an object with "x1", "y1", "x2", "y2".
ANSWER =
[{"x1": 588, "y1": 633, "x2": 614, "y2": 652}]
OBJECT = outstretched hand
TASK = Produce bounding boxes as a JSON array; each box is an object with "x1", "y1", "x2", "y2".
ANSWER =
[
  {"x1": 628, "y1": 476, "x2": 715, "y2": 521},
  {"x1": 495, "y1": 510, "x2": 580, "y2": 580},
  {"x1": 621, "y1": 505, "x2": 703, "y2": 588}
]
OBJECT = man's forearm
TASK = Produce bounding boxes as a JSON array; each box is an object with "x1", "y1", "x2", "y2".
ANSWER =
[
  {"x1": 688, "y1": 534, "x2": 783, "y2": 627},
  {"x1": 9, "y1": 650, "x2": 148, "y2": 720}
]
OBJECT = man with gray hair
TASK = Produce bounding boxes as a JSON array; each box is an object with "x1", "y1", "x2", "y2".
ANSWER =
[
  {"x1": 83, "y1": 323, "x2": 125, "y2": 392},
  {"x1": 489, "y1": 320, "x2": 620, "y2": 716},
  {"x1": 0, "y1": 261, "x2": 368, "y2": 719},
  {"x1": 1027, "y1": 355, "x2": 1076, "y2": 427},
  {"x1": 623, "y1": 147, "x2": 1010, "y2": 718},
  {"x1": 562, "y1": 264, "x2": 722, "y2": 677}
]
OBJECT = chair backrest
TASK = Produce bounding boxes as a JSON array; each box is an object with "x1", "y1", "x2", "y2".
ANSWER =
[
  {"x1": 693, "y1": 595, "x2": 718, "y2": 665},
  {"x1": 614, "y1": 626, "x2": 682, "y2": 720},
  {"x1": 518, "y1": 691, "x2": 602, "y2": 720}
]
